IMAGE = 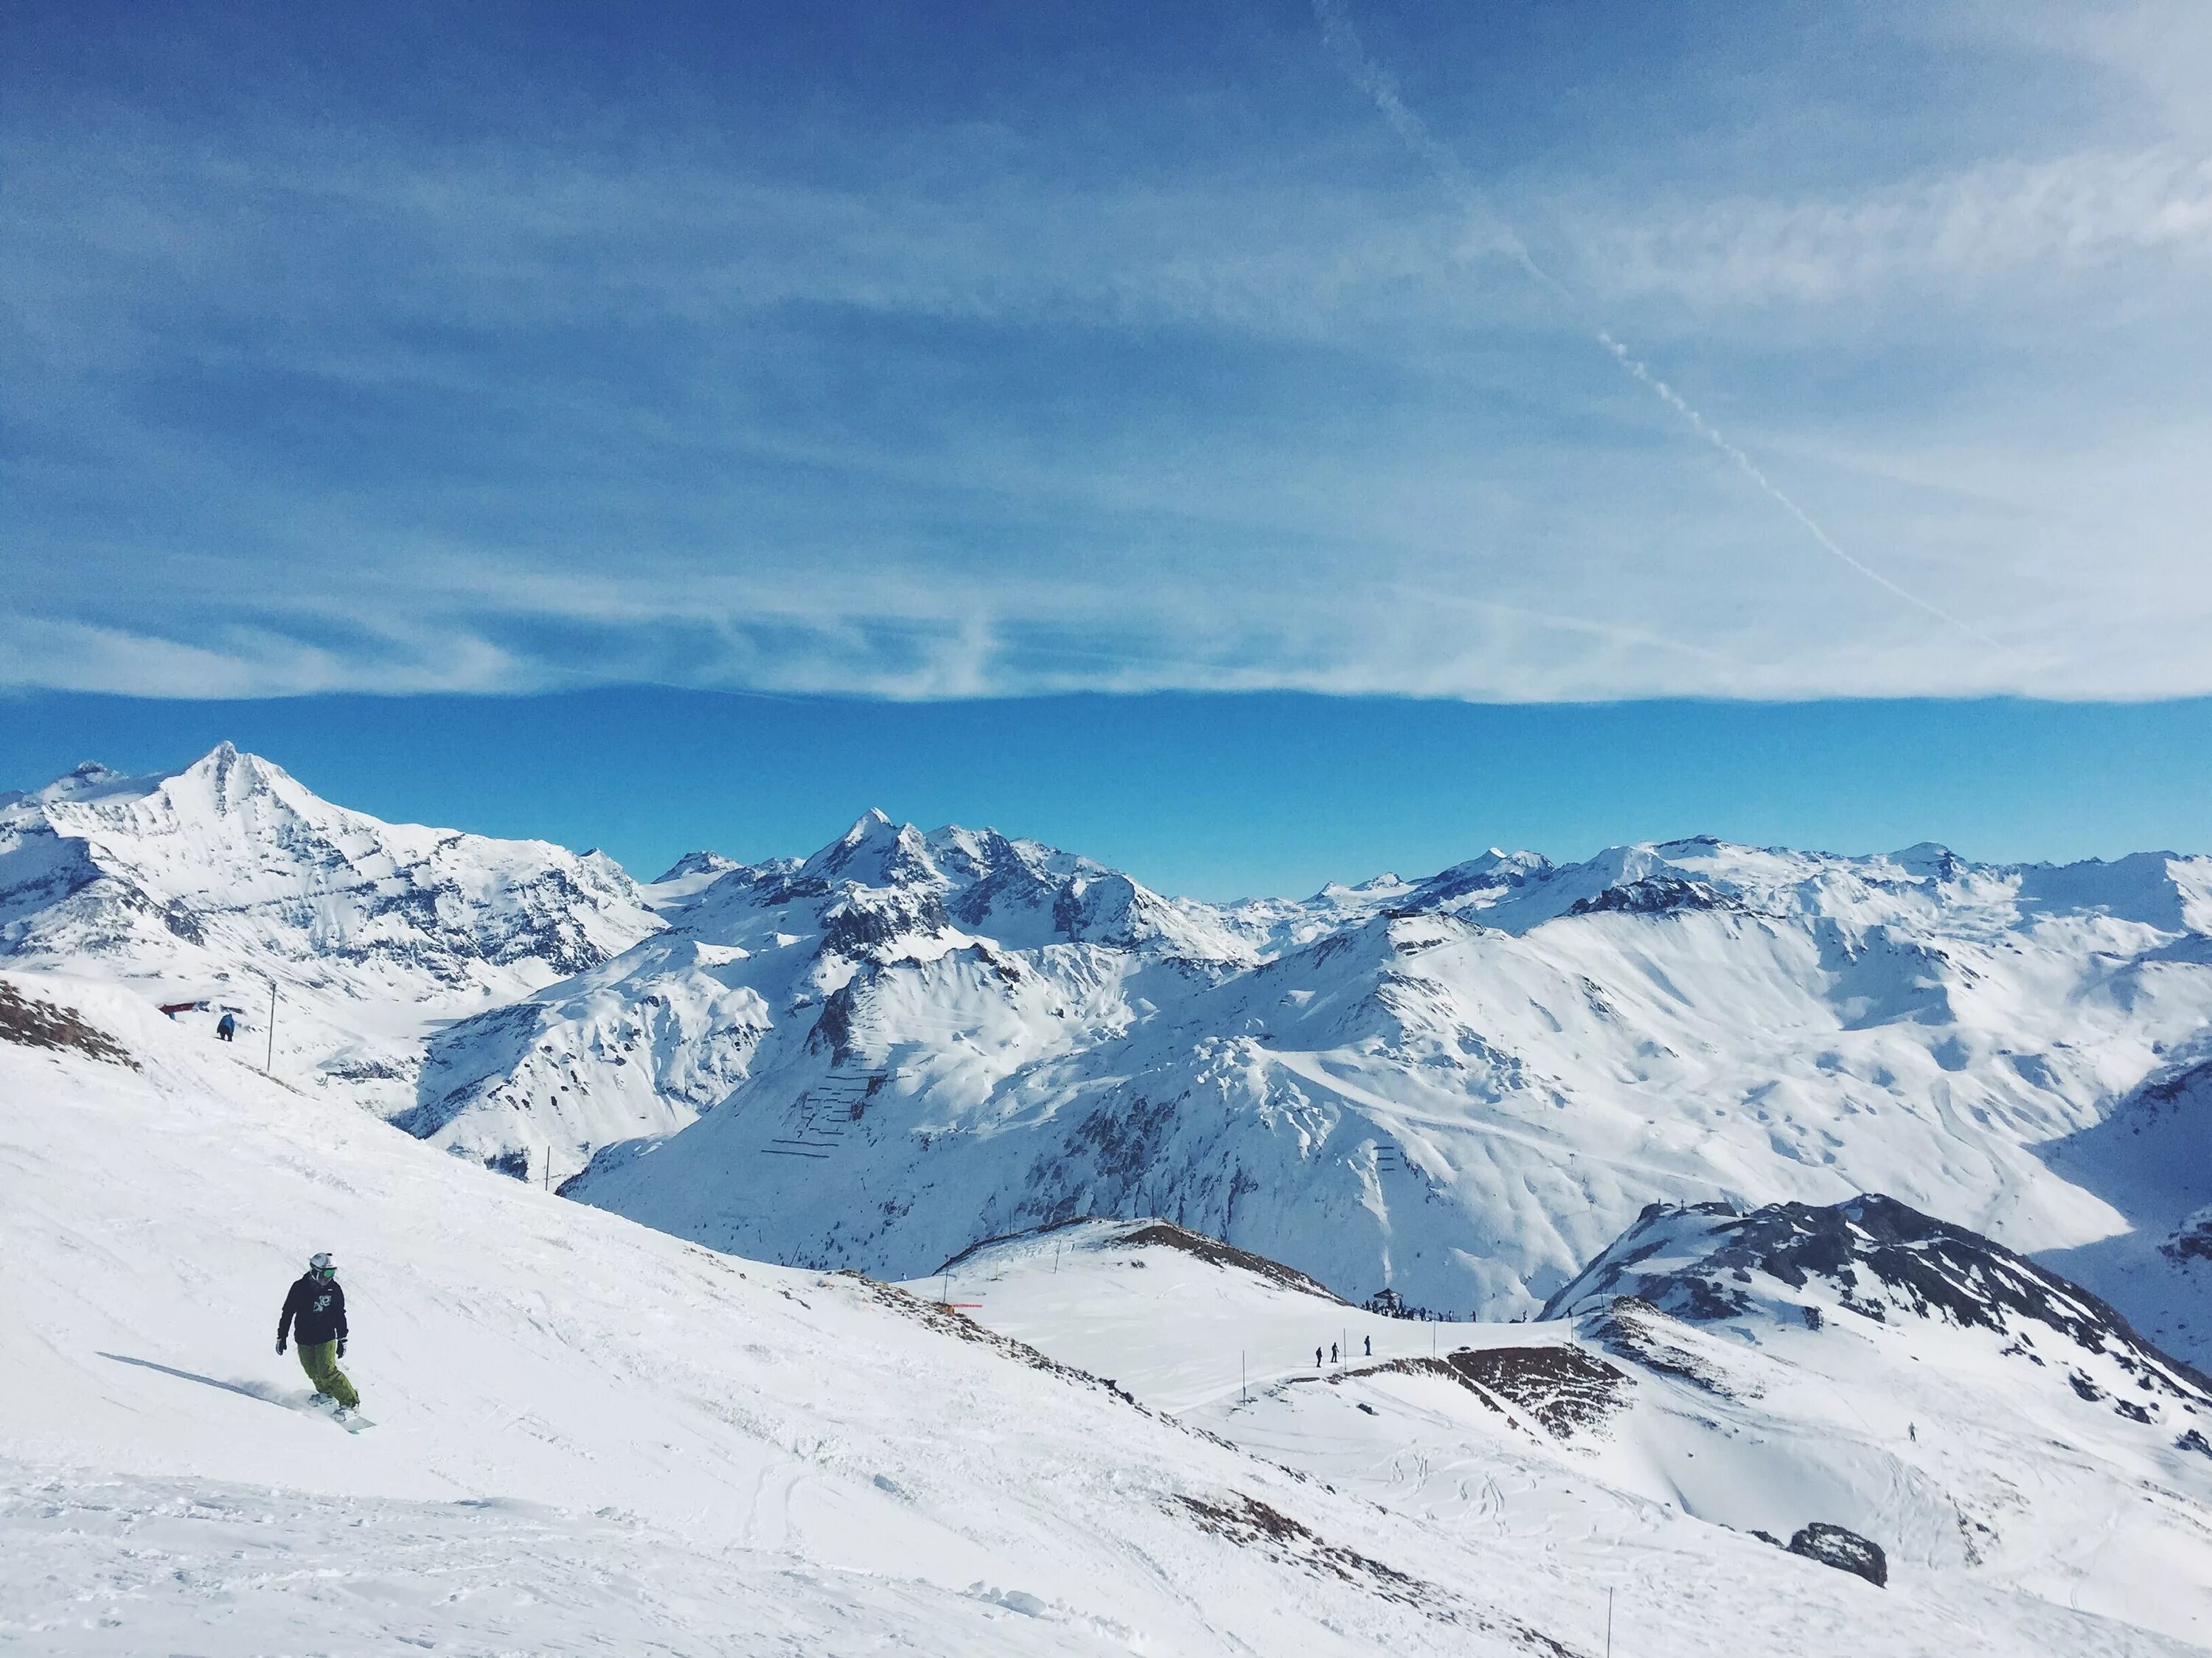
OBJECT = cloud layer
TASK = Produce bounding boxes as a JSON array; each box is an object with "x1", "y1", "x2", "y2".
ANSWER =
[{"x1": 7, "y1": 1, "x2": 2209, "y2": 701}]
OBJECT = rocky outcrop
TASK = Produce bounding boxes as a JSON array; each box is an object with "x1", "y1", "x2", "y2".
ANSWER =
[{"x1": 1787, "y1": 1522, "x2": 1887, "y2": 1587}]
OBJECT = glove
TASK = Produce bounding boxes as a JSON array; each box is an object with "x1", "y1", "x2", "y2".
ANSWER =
[
  {"x1": 336, "y1": 1340, "x2": 347, "y2": 1358},
  {"x1": 276, "y1": 1339, "x2": 286, "y2": 1355}
]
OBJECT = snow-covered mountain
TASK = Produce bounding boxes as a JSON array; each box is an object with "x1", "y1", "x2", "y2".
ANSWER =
[
  {"x1": 937, "y1": 1203, "x2": 2212, "y2": 1645},
  {"x1": 400, "y1": 809, "x2": 1255, "y2": 1179},
  {"x1": 0, "y1": 745, "x2": 663, "y2": 1108},
  {"x1": 7, "y1": 970, "x2": 2202, "y2": 1655},
  {"x1": 430, "y1": 809, "x2": 2208, "y2": 1364},
  {"x1": 5, "y1": 747, "x2": 2206, "y2": 1373}
]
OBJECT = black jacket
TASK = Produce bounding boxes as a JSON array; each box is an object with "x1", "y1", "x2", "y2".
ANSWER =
[{"x1": 279, "y1": 1273, "x2": 348, "y2": 1346}]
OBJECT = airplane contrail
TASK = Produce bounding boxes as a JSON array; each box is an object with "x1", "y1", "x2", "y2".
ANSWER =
[{"x1": 1312, "y1": 0, "x2": 2008, "y2": 653}]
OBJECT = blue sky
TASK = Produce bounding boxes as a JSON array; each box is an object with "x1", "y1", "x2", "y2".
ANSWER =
[
  {"x1": 4, "y1": 691, "x2": 2208, "y2": 899},
  {"x1": 5, "y1": 5, "x2": 2208, "y2": 884}
]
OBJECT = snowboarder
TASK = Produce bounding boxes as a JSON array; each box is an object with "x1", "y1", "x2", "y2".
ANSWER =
[
  {"x1": 1314, "y1": 1346, "x2": 1322, "y2": 1369},
  {"x1": 1331, "y1": 1342, "x2": 1339, "y2": 1365},
  {"x1": 217, "y1": 1011, "x2": 237, "y2": 1042},
  {"x1": 1364, "y1": 1334, "x2": 1371, "y2": 1358},
  {"x1": 276, "y1": 1252, "x2": 358, "y2": 1416}
]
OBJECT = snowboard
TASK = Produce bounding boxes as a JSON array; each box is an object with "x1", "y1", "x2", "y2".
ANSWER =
[{"x1": 309, "y1": 1395, "x2": 375, "y2": 1432}]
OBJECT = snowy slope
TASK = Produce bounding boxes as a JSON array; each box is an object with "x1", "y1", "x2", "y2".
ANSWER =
[
  {"x1": 0, "y1": 745, "x2": 662, "y2": 1112},
  {"x1": 931, "y1": 1213, "x2": 2212, "y2": 1648},
  {"x1": 7, "y1": 746, "x2": 2208, "y2": 1362},
  {"x1": 519, "y1": 814, "x2": 2212, "y2": 1363},
  {"x1": 2, "y1": 971, "x2": 2196, "y2": 1657},
  {"x1": 407, "y1": 809, "x2": 1251, "y2": 1181},
  {"x1": 2037, "y1": 1037, "x2": 2212, "y2": 1366}
]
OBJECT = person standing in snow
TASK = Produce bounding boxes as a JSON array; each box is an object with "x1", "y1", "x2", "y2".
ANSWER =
[
  {"x1": 276, "y1": 1252, "x2": 358, "y2": 1413},
  {"x1": 217, "y1": 1011, "x2": 237, "y2": 1042},
  {"x1": 1363, "y1": 1335, "x2": 1371, "y2": 1358},
  {"x1": 1330, "y1": 1342, "x2": 1339, "y2": 1365}
]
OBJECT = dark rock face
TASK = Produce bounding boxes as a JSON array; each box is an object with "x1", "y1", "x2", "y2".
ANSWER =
[
  {"x1": 1545, "y1": 1193, "x2": 2212, "y2": 1413},
  {"x1": 808, "y1": 969, "x2": 874, "y2": 1063},
  {"x1": 1568, "y1": 877, "x2": 1732, "y2": 918},
  {"x1": 1446, "y1": 1345, "x2": 1630, "y2": 1438},
  {"x1": 1789, "y1": 1522, "x2": 1887, "y2": 1587},
  {"x1": 2164, "y1": 1210, "x2": 2212, "y2": 1266},
  {"x1": 1587, "y1": 1298, "x2": 1745, "y2": 1398},
  {"x1": 820, "y1": 891, "x2": 950, "y2": 960},
  {"x1": 0, "y1": 979, "x2": 136, "y2": 1068}
]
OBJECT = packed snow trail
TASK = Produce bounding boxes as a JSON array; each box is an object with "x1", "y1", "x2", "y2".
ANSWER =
[{"x1": 4, "y1": 972, "x2": 2193, "y2": 1656}]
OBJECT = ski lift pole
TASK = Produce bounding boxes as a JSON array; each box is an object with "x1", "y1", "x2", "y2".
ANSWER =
[{"x1": 265, "y1": 975, "x2": 277, "y2": 1074}]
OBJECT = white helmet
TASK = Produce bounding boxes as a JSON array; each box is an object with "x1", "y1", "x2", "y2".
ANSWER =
[{"x1": 308, "y1": 1252, "x2": 335, "y2": 1271}]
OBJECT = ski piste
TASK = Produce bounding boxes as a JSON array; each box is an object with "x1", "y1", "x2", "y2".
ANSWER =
[{"x1": 7, "y1": 972, "x2": 2211, "y2": 1651}]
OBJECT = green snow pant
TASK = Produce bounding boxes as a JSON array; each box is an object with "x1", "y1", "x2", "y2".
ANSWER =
[{"x1": 296, "y1": 1340, "x2": 358, "y2": 1409}]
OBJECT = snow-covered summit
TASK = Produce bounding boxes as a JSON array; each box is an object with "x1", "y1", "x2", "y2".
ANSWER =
[
  {"x1": 1545, "y1": 1193, "x2": 2211, "y2": 1412},
  {"x1": 0, "y1": 745, "x2": 663, "y2": 1103},
  {"x1": 1, "y1": 742, "x2": 656, "y2": 973}
]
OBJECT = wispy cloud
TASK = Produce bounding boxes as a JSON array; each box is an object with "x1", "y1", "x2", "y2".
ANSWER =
[
  {"x1": 5, "y1": 2, "x2": 2211, "y2": 703},
  {"x1": 1565, "y1": 147, "x2": 2212, "y2": 308}
]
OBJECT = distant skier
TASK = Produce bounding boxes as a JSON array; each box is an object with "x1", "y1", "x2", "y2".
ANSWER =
[
  {"x1": 276, "y1": 1252, "x2": 358, "y2": 1416},
  {"x1": 1331, "y1": 1342, "x2": 1339, "y2": 1365},
  {"x1": 1364, "y1": 1335, "x2": 1371, "y2": 1358},
  {"x1": 217, "y1": 1011, "x2": 237, "y2": 1042},
  {"x1": 1314, "y1": 1346, "x2": 1322, "y2": 1368}
]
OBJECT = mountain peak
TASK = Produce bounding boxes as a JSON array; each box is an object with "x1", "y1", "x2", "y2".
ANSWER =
[
  {"x1": 653, "y1": 850, "x2": 740, "y2": 884},
  {"x1": 165, "y1": 742, "x2": 307, "y2": 819},
  {"x1": 1543, "y1": 1192, "x2": 2212, "y2": 1408},
  {"x1": 802, "y1": 809, "x2": 937, "y2": 889}
]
